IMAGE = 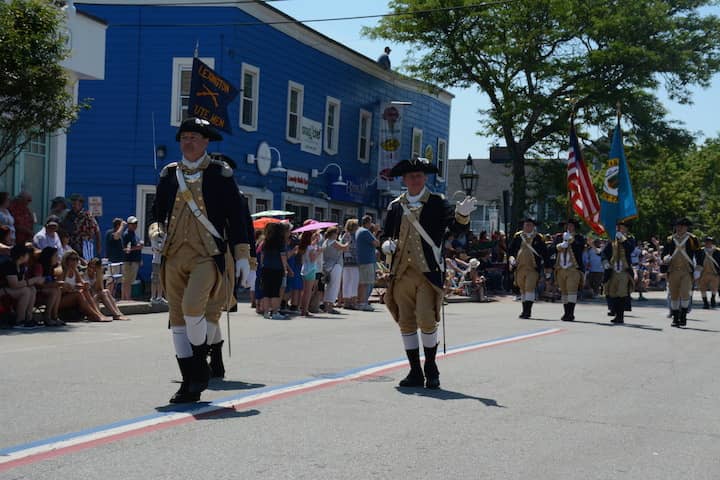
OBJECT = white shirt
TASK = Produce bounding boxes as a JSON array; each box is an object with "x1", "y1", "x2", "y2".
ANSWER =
[{"x1": 33, "y1": 228, "x2": 63, "y2": 251}]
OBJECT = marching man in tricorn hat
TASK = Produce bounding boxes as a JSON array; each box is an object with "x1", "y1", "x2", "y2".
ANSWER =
[
  {"x1": 382, "y1": 157, "x2": 477, "y2": 390},
  {"x1": 601, "y1": 220, "x2": 636, "y2": 324},
  {"x1": 150, "y1": 118, "x2": 256, "y2": 403},
  {"x1": 554, "y1": 218, "x2": 587, "y2": 321},
  {"x1": 662, "y1": 217, "x2": 700, "y2": 327},
  {"x1": 508, "y1": 217, "x2": 548, "y2": 319},
  {"x1": 696, "y1": 236, "x2": 720, "y2": 309}
]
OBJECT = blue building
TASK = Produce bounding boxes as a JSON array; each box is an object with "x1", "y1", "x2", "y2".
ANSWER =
[{"x1": 68, "y1": 0, "x2": 452, "y2": 265}]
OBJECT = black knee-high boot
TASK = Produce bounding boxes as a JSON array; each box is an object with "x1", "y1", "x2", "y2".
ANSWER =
[
  {"x1": 712, "y1": 295, "x2": 717, "y2": 308},
  {"x1": 679, "y1": 308, "x2": 688, "y2": 327},
  {"x1": 399, "y1": 348, "x2": 424, "y2": 387},
  {"x1": 611, "y1": 298, "x2": 624, "y2": 324},
  {"x1": 208, "y1": 340, "x2": 225, "y2": 378},
  {"x1": 566, "y1": 302, "x2": 576, "y2": 321},
  {"x1": 190, "y1": 343, "x2": 211, "y2": 394},
  {"x1": 561, "y1": 303, "x2": 569, "y2": 321},
  {"x1": 703, "y1": 297, "x2": 710, "y2": 309},
  {"x1": 170, "y1": 357, "x2": 201, "y2": 404},
  {"x1": 671, "y1": 310, "x2": 680, "y2": 327},
  {"x1": 423, "y1": 344, "x2": 440, "y2": 390}
]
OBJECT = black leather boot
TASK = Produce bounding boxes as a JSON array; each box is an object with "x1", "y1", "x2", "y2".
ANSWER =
[
  {"x1": 189, "y1": 343, "x2": 211, "y2": 395},
  {"x1": 170, "y1": 357, "x2": 201, "y2": 404},
  {"x1": 423, "y1": 344, "x2": 440, "y2": 390},
  {"x1": 561, "y1": 303, "x2": 569, "y2": 321},
  {"x1": 399, "y1": 348, "x2": 424, "y2": 387},
  {"x1": 679, "y1": 308, "x2": 688, "y2": 327},
  {"x1": 566, "y1": 302, "x2": 576, "y2": 321},
  {"x1": 703, "y1": 297, "x2": 710, "y2": 309},
  {"x1": 518, "y1": 301, "x2": 529, "y2": 319},
  {"x1": 671, "y1": 310, "x2": 680, "y2": 327},
  {"x1": 712, "y1": 295, "x2": 717, "y2": 308},
  {"x1": 208, "y1": 340, "x2": 225, "y2": 378},
  {"x1": 611, "y1": 299, "x2": 624, "y2": 324}
]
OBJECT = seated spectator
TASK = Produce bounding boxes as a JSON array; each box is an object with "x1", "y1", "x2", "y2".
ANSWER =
[
  {"x1": 84, "y1": 258, "x2": 129, "y2": 321},
  {"x1": 0, "y1": 192, "x2": 16, "y2": 244},
  {"x1": 58, "y1": 251, "x2": 111, "y2": 322},
  {"x1": 0, "y1": 244, "x2": 43, "y2": 328},
  {"x1": 31, "y1": 246, "x2": 64, "y2": 326},
  {"x1": 33, "y1": 216, "x2": 63, "y2": 251},
  {"x1": 0, "y1": 225, "x2": 13, "y2": 257}
]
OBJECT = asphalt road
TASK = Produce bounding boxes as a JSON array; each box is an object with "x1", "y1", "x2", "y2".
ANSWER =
[{"x1": 1, "y1": 291, "x2": 719, "y2": 479}]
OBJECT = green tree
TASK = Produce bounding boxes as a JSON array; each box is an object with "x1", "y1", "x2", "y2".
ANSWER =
[
  {"x1": 0, "y1": 0, "x2": 80, "y2": 177},
  {"x1": 364, "y1": 0, "x2": 720, "y2": 226}
]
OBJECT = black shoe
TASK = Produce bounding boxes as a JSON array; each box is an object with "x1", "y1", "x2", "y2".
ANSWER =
[
  {"x1": 399, "y1": 348, "x2": 424, "y2": 387},
  {"x1": 561, "y1": 303, "x2": 569, "y2": 321},
  {"x1": 712, "y1": 296, "x2": 717, "y2": 308},
  {"x1": 671, "y1": 310, "x2": 680, "y2": 327},
  {"x1": 423, "y1": 345, "x2": 440, "y2": 390},
  {"x1": 208, "y1": 340, "x2": 225, "y2": 378},
  {"x1": 679, "y1": 308, "x2": 688, "y2": 327},
  {"x1": 170, "y1": 357, "x2": 201, "y2": 404},
  {"x1": 703, "y1": 298, "x2": 710, "y2": 309}
]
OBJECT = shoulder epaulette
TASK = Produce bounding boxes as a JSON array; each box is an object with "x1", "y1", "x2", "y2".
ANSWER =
[
  {"x1": 387, "y1": 196, "x2": 402, "y2": 211},
  {"x1": 159, "y1": 162, "x2": 177, "y2": 178},
  {"x1": 209, "y1": 159, "x2": 234, "y2": 177},
  {"x1": 429, "y1": 191, "x2": 446, "y2": 201}
]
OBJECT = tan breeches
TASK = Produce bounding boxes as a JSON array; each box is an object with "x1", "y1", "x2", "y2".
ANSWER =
[
  {"x1": 667, "y1": 270, "x2": 692, "y2": 301},
  {"x1": 163, "y1": 245, "x2": 220, "y2": 327},
  {"x1": 385, "y1": 267, "x2": 441, "y2": 335},
  {"x1": 606, "y1": 271, "x2": 632, "y2": 298},
  {"x1": 515, "y1": 267, "x2": 539, "y2": 295},
  {"x1": 698, "y1": 273, "x2": 719, "y2": 293},
  {"x1": 556, "y1": 268, "x2": 582, "y2": 295}
]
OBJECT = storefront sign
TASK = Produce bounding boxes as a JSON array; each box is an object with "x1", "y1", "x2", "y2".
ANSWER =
[
  {"x1": 88, "y1": 196, "x2": 103, "y2": 217},
  {"x1": 300, "y1": 117, "x2": 322, "y2": 156},
  {"x1": 286, "y1": 169, "x2": 309, "y2": 191}
]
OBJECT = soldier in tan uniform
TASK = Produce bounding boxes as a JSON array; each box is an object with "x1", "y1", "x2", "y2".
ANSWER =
[
  {"x1": 151, "y1": 118, "x2": 255, "y2": 403},
  {"x1": 601, "y1": 220, "x2": 636, "y2": 324},
  {"x1": 662, "y1": 218, "x2": 700, "y2": 327},
  {"x1": 382, "y1": 158, "x2": 476, "y2": 389},
  {"x1": 697, "y1": 236, "x2": 720, "y2": 309},
  {"x1": 554, "y1": 218, "x2": 586, "y2": 321},
  {"x1": 508, "y1": 218, "x2": 548, "y2": 319}
]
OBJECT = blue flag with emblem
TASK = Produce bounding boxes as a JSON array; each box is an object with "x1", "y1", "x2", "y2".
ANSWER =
[
  {"x1": 187, "y1": 58, "x2": 238, "y2": 134},
  {"x1": 599, "y1": 121, "x2": 637, "y2": 231}
]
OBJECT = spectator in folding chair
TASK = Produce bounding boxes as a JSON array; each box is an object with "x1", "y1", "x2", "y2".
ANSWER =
[
  {"x1": 0, "y1": 244, "x2": 43, "y2": 328},
  {"x1": 85, "y1": 258, "x2": 129, "y2": 321}
]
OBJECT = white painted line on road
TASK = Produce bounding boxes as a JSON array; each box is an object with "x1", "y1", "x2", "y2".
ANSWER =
[{"x1": 0, "y1": 327, "x2": 563, "y2": 471}]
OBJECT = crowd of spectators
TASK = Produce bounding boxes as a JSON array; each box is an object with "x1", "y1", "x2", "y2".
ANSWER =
[{"x1": 0, "y1": 192, "x2": 142, "y2": 329}]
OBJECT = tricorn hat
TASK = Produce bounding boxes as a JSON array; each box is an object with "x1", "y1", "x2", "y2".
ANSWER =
[
  {"x1": 522, "y1": 217, "x2": 537, "y2": 225},
  {"x1": 674, "y1": 217, "x2": 692, "y2": 227},
  {"x1": 617, "y1": 219, "x2": 632, "y2": 227},
  {"x1": 389, "y1": 157, "x2": 439, "y2": 177},
  {"x1": 704, "y1": 236, "x2": 715, "y2": 243},
  {"x1": 175, "y1": 117, "x2": 223, "y2": 142},
  {"x1": 566, "y1": 218, "x2": 580, "y2": 227}
]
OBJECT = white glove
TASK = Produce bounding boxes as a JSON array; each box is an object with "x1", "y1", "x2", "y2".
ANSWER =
[
  {"x1": 602, "y1": 260, "x2": 611, "y2": 270},
  {"x1": 563, "y1": 232, "x2": 572, "y2": 241},
  {"x1": 381, "y1": 239, "x2": 397, "y2": 255},
  {"x1": 694, "y1": 269, "x2": 702, "y2": 280},
  {"x1": 615, "y1": 231, "x2": 626, "y2": 242},
  {"x1": 236, "y1": 258, "x2": 251, "y2": 288},
  {"x1": 663, "y1": 255, "x2": 671, "y2": 264},
  {"x1": 455, "y1": 196, "x2": 478, "y2": 217},
  {"x1": 509, "y1": 256, "x2": 517, "y2": 267},
  {"x1": 558, "y1": 241, "x2": 569, "y2": 249}
]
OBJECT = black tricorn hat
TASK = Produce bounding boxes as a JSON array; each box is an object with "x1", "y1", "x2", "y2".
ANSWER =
[
  {"x1": 617, "y1": 219, "x2": 632, "y2": 227},
  {"x1": 704, "y1": 236, "x2": 715, "y2": 243},
  {"x1": 175, "y1": 117, "x2": 223, "y2": 142},
  {"x1": 674, "y1": 217, "x2": 692, "y2": 227},
  {"x1": 522, "y1": 217, "x2": 537, "y2": 225},
  {"x1": 389, "y1": 157, "x2": 439, "y2": 177},
  {"x1": 566, "y1": 218, "x2": 580, "y2": 227}
]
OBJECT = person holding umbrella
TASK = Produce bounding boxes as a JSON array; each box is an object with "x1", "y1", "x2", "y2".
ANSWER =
[{"x1": 382, "y1": 157, "x2": 477, "y2": 389}]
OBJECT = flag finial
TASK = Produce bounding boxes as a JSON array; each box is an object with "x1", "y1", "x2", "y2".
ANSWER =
[
  {"x1": 193, "y1": 40, "x2": 199, "y2": 58},
  {"x1": 616, "y1": 101, "x2": 622, "y2": 122}
]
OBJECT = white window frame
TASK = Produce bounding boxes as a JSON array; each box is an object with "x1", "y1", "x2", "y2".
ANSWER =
[
  {"x1": 239, "y1": 63, "x2": 260, "y2": 132},
  {"x1": 170, "y1": 57, "x2": 214, "y2": 126},
  {"x1": 357, "y1": 109, "x2": 372, "y2": 163},
  {"x1": 286, "y1": 81, "x2": 304, "y2": 144},
  {"x1": 135, "y1": 184, "x2": 156, "y2": 255},
  {"x1": 436, "y1": 138, "x2": 448, "y2": 182},
  {"x1": 411, "y1": 127, "x2": 423, "y2": 159},
  {"x1": 324, "y1": 96, "x2": 341, "y2": 155}
]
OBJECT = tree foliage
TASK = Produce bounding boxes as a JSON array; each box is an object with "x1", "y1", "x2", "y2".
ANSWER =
[
  {"x1": 0, "y1": 0, "x2": 80, "y2": 177},
  {"x1": 364, "y1": 0, "x2": 720, "y2": 226}
]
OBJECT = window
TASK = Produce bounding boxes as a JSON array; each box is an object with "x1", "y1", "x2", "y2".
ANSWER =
[
  {"x1": 240, "y1": 63, "x2": 259, "y2": 131},
  {"x1": 286, "y1": 81, "x2": 304, "y2": 143},
  {"x1": 324, "y1": 97, "x2": 341, "y2": 154},
  {"x1": 171, "y1": 57, "x2": 214, "y2": 126},
  {"x1": 255, "y1": 198, "x2": 269, "y2": 214},
  {"x1": 135, "y1": 185, "x2": 156, "y2": 253},
  {"x1": 330, "y1": 208, "x2": 342, "y2": 225},
  {"x1": 411, "y1": 128, "x2": 423, "y2": 159},
  {"x1": 315, "y1": 207, "x2": 326, "y2": 221},
  {"x1": 358, "y1": 109, "x2": 372, "y2": 163},
  {"x1": 437, "y1": 138, "x2": 447, "y2": 181}
]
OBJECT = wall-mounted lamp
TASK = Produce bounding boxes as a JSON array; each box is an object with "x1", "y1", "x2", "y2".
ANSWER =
[
  {"x1": 155, "y1": 145, "x2": 167, "y2": 160},
  {"x1": 312, "y1": 163, "x2": 347, "y2": 186},
  {"x1": 269, "y1": 146, "x2": 287, "y2": 173}
]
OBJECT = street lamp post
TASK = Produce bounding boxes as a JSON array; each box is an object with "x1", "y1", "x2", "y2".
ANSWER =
[{"x1": 460, "y1": 154, "x2": 479, "y2": 196}]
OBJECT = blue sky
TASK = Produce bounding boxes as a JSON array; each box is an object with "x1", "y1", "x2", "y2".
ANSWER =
[{"x1": 274, "y1": 0, "x2": 720, "y2": 159}]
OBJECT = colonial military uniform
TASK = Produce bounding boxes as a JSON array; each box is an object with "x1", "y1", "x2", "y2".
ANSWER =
[
  {"x1": 151, "y1": 118, "x2": 254, "y2": 403},
  {"x1": 601, "y1": 224, "x2": 636, "y2": 324},
  {"x1": 508, "y1": 219, "x2": 548, "y2": 319},
  {"x1": 383, "y1": 158, "x2": 475, "y2": 390},
  {"x1": 662, "y1": 218, "x2": 700, "y2": 327},
  {"x1": 696, "y1": 236, "x2": 720, "y2": 309},
  {"x1": 554, "y1": 219, "x2": 586, "y2": 321}
]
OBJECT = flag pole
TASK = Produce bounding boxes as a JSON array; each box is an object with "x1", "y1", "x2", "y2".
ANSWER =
[
  {"x1": 566, "y1": 99, "x2": 578, "y2": 221},
  {"x1": 193, "y1": 40, "x2": 199, "y2": 58},
  {"x1": 151, "y1": 112, "x2": 157, "y2": 172}
]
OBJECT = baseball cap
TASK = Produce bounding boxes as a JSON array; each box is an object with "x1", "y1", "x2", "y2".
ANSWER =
[{"x1": 127, "y1": 216, "x2": 139, "y2": 224}]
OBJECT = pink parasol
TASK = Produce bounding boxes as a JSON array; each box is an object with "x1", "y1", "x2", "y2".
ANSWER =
[{"x1": 291, "y1": 221, "x2": 337, "y2": 233}]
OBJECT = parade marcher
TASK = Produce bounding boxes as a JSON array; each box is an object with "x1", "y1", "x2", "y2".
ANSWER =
[
  {"x1": 696, "y1": 236, "x2": 720, "y2": 309},
  {"x1": 662, "y1": 218, "x2": 700, "y2": 327},
  {"x1": 601, "y1": 220, "x2": 636, "y2": 324},
  {"x1": 382, "y1": 157, "x2": 476, "y2": 390},
  {"x1": 150, "y1": 118, "x2": 255, "y2": 403},
  {"x1": 554, "y1": 218, "x2": 586, "y2": 321},
  {"x1": 508, "y1": 218, "x2": 548, "y2": 319}
]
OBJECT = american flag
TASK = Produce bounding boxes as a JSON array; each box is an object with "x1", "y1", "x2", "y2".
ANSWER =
[{"x1": 568, "y1": 124, "x2": 605, "y2": 234}]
